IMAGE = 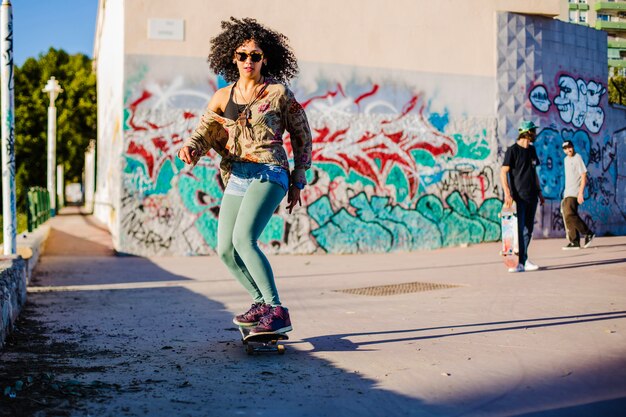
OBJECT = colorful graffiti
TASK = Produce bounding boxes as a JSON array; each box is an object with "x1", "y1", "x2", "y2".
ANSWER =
[
  {"x1": 98, "y1": 11, "x2": 626, "y2": 257},
  {"x1": 529, "y1": 72, "x2": 625, "y2": 238},
  {"x1": 115, "y1": 57, "x2": 624, "y2": 257},
  {"x1": 529, "y1": 75, "x2": 606, "y2": 134},
  {"x1": 308, "y1": 191, "x2": 502, "y2": 253},
  {"x1": 118, "y1": 67, "x2": 502, "y2": 255}
]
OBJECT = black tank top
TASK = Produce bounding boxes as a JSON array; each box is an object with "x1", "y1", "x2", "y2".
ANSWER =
[{"x1": 224, "y1": 84, "x2": 246, "y2": 120}]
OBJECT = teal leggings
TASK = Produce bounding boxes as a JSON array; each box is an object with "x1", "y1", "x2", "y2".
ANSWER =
[{"x1": 217, "y1": 180, "x2": 286, "y2": 305}]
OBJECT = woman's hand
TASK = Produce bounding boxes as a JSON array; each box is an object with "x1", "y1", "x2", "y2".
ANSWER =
[
  {"x1": 178, "y1": 146, "x2": 197, "y2": 164},
  {"x1": 286, "y1": 185, "x2": 302, "y2": 214}
]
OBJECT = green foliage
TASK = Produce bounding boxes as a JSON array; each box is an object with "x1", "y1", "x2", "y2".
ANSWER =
[
  {"x1": 6, "y1": 48, "x2": 96, "y2": 212},
  {"x1": 608, "y1": 75, "x2": 626, "y2": 106}
]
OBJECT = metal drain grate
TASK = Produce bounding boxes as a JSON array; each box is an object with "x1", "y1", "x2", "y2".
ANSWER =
[{"x1": 334, "y1": 281, "x2": 460, "y2": 296}]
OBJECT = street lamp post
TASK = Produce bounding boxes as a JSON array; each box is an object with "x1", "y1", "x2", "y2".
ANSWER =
[
  {"x1": 43, "y1": 76, "x2": 62, "y2": 216},
  {"x1": 1, "y1": 0, "x2": 16, "y2": 255}
]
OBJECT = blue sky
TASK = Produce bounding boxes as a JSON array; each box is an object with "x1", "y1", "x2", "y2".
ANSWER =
[{"x1": 12, "y1": 0, "x2": 98, "y2": 66}]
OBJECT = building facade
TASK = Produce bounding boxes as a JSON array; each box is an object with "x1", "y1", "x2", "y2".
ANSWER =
[{"x1": 93, "y1": 0, "x2": 626, "y2": 256}]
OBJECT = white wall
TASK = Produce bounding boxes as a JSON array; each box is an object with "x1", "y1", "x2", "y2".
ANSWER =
[
  {"x1": 123, "y1": 0, "x2": 560, "y2": 77},
  {"x1": 94, "y1": 0, "x2": 125, "y2": 245}
]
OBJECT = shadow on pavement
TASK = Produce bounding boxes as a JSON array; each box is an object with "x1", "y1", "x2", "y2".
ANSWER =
[
  {"x1": 5, "y1": 211, "x2": 625, "y2": 417},
  {"x1": 510, "y1": 397, "x2": 626, "y2": 417},
  {"x1": 3, "y1": 256, "x2": 432, "y2": 417},
  {"x1": 540, "y1": 257, "x2": 626, "y2": 271},
  {"x1": 303, "y1": 311, "x2": 626, "y2": 351}
]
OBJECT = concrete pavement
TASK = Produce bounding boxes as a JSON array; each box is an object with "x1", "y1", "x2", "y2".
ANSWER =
[{"x1": 1, "y1": 208, "x2": 625, "y2": 416}]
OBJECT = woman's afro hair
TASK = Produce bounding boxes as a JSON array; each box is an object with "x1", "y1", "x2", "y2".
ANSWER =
[{"x1": 208, "y1": 17, "x2": 299, "y2": 84}]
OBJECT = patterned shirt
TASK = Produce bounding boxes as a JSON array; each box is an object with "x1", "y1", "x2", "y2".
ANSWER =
[{"x1": 182, "y1": 81, "x2": 313, "y2": 188}]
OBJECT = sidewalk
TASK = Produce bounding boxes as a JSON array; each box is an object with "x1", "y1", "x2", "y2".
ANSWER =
[{"x1": 1, "y1": 208, "x2": 625, "y2": 417}]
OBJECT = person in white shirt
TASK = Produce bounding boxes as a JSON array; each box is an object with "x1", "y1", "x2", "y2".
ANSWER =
[{"x1": 561, "y1": 140, "x2": 595, "y2": 250}]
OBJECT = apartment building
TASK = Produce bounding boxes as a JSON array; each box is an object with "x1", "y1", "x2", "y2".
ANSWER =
[{"x1": 564, "y1": 0, "x2": 626, "y2": 73}]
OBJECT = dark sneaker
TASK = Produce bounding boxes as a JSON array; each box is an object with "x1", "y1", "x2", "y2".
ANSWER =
[
  {"x1": 250, "y1": 305, "x2": 292, "y2": 334},
  {"x1": 583, "y1": 233, "x2": 595, "y2": 248},
  {"x1": 562, "y1": 242, "x2": 581, "y2": 250},
  {"x1": 233, "y1": 303, "x2": 270, "y2": 327}
]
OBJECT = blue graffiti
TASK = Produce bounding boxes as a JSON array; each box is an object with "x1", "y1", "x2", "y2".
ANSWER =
[
  {"x1": 309, "y1": 191, "x2": 502, "y2": 253},
  {"x1": 535, "y1": 128, "x2": 591, "y2": 200}
]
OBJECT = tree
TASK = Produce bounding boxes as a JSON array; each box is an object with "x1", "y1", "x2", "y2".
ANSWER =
[
  {"x1": 608, "y1": 75, "x2": 626, "y2": 106},
  {"x1": 7, "y1": 48, "x2": 96, "y2": 212}
]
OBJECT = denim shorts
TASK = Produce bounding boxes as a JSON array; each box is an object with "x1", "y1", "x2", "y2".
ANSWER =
[{"x1": 224, "y1": 162, "x2": 289, "y2": 196}]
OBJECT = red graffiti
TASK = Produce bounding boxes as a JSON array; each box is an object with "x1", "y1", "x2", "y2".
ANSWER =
[
  {"x1": 127, "y1": 141, "x2": 155, "y2": 178},
  {"x1": 301, "y1": 84, "x2": 346, "y2": 109},
  {"x1": 354, "y1": 84, "x2": 379, "y2": 106},
  {"x1": 307, "y1": 91, "x2": 456, "y2": 198}
]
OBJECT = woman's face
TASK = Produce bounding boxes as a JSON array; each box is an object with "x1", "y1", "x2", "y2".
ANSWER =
[{"x1": 233, "y1": 39, "x2": 266, "y2": 79}]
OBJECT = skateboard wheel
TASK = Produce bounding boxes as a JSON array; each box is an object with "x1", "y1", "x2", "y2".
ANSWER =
[{"x1": 277, "y1": 345, "x2": 286, "y2": 355}]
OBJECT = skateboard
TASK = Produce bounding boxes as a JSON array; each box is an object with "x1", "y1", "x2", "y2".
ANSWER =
[
  {"x1": 238, "y1": 326, "x2": 288, "y2": 355},
  {"x1": 499, "y1": 205, "x2": 519, "y2": 268}
]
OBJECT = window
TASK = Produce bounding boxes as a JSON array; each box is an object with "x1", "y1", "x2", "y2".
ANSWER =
[
  {"x1": 598, "y1": 14, "x2": 611, "y2": 21},
  {"x1": 569, "y1": 10, "x2": 577, "y2": 22},
  {"x1": 580, "y1": 11, "x2": 587, "y2": 23}
]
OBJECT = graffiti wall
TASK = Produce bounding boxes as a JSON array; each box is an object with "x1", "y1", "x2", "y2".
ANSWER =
[
  {"x1": 118, "y1": 54, "x2": 503, "y2": 256},
  {"x1": 496, "y1": 13, "x2": 626, "y2": 239},
  {"x1": 109, "y1": 13, "x2": 625, "y2": 256},
  {"x1": 531, "y1": 75, "x2": 625, "y2": 237}
]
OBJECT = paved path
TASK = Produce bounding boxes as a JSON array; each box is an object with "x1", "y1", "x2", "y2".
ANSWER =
[{"x1": 1, "y1": 208, "x2": 625, "y2": 416}]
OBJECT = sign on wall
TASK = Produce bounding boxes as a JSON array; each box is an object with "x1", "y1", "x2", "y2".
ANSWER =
[{"x1": 148, "y1": 19, "x2": 185, "y2": 41}]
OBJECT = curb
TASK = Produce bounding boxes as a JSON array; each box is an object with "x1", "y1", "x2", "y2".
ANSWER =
[{"x1": 0, "y1": 224, "x2": 51, "y2": 347}]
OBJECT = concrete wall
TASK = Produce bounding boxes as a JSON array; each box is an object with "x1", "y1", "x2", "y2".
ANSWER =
[
  {"x1": 93, "y1": 0, "x2": 125, "y2": 248},
  {"x1": 95, "y1": 0, "x2": 625, "y2": 256},
  {"x1": 121, "y1": 54, "x2": 500, "y2": 255},
  {"x1": 122, "y1": 0, "x2": 560, "y2": 76},
  {"x1": 0, "y1": 225, "x2": 50, "y2": 347},
  {"x1": 0, "y1": 257, "x2": 27, "y2": 347}
]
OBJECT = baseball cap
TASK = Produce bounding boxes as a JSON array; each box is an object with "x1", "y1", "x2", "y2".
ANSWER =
[
  {"x1": 562, "y1": 140, "x2": 573, "y2": 148},
  {"x1": 518, "y1": 120, "x2": 539, "y2": 134}
]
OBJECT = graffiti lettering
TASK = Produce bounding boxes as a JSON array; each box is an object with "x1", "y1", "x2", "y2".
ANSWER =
[
  {"x1": 530, "y1": 76, "x2": 606, "y2": 134},
  {"x1": 437, "y1": 166, "x2": 500, "y2": 201}
]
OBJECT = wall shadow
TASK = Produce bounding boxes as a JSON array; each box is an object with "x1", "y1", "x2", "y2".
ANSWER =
[{"x1": 15, "y1": 255, "x2": 433, "y2": 417}]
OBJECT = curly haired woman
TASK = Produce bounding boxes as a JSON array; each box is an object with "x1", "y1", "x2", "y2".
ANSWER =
[{"x1": 178, "y1": 18, "x2": 312, "y2": 334}]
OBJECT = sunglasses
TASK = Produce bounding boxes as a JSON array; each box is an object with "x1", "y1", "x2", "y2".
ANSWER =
[{"x1": 234, "y1": 51, "x2": 264, "y2": 63}]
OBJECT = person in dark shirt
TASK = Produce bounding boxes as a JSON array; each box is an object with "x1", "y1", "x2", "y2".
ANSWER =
[{"x1": 500, "y1": 120, "x2": 545, "y2": 272}]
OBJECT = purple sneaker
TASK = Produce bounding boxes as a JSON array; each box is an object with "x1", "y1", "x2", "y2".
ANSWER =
[
  {"x1": 233, "y1": 303, "x2": 270, "y2": 327},
  {"x1": 250, "y1": 305, "x2": 292, "y2": 334}
]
